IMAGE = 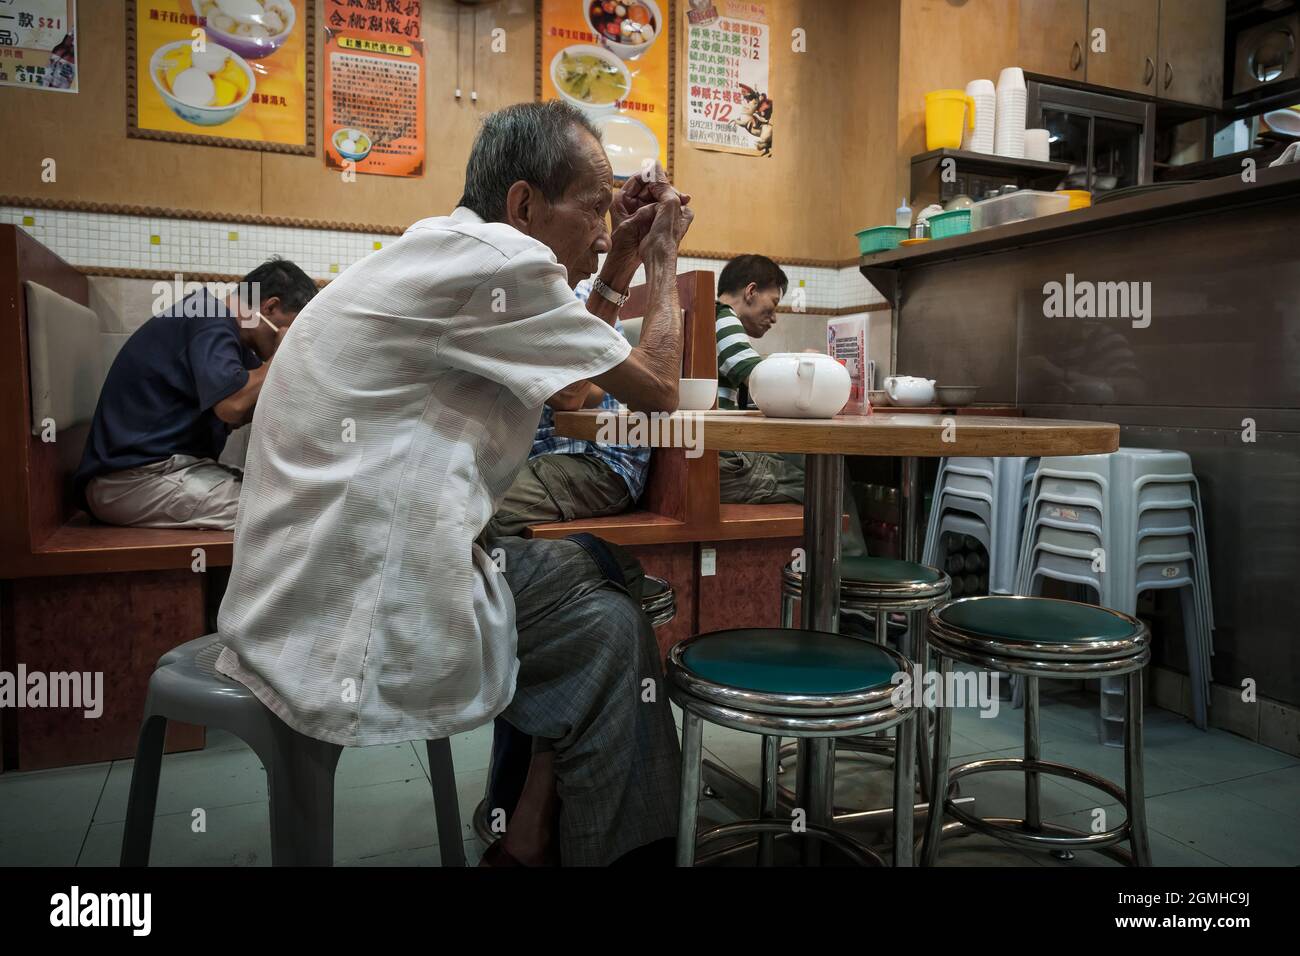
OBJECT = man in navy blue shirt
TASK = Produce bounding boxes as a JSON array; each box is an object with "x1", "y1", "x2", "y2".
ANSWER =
[{"x1": 75, "y1": 257, "x2": 317, "y2": 530}]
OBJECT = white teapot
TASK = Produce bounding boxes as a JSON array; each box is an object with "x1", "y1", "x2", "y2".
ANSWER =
[
  {"x1": 883, "y1": 375, "x2": 936, "y2": 406},
  {"x1": 748, "y1": 353, "x2": 851, "y2": 419}
]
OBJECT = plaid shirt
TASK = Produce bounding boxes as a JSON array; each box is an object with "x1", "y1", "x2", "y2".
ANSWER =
[{"x1": 529, "y1": 287, "x2": 650, "y2": 499}]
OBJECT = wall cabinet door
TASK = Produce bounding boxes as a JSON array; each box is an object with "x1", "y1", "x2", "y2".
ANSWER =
[
  {"x1": 1158, "y1": 0, "x2": 1227, "y2": 108},
  {"x1": 1086, "y1": 0, "x2": 1160, "y2": 95},
  {"x1": 1019, "y1": 0, "x2": 1088, "y2": 81}
]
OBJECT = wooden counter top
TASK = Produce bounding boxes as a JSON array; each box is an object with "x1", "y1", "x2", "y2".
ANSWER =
[{"x1": 553, "y1": 409, "x2": 1119, "y2": 458}]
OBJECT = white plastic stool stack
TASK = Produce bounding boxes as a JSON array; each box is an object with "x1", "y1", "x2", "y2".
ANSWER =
[
  {"x1": 1013, "y1": 449, "x2": 1214, "y2": 742},
  {"x1": 923, "y1": 456, "x2": 1033, "y2": 596}
]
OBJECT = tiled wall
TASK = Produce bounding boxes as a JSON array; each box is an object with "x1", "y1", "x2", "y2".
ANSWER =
[
  {"x1": 3, "y1": 205, "x2": 885, "y2": 302},
  {"x1": 4, "y1": 203, "x2": 893, "y2": 376},
  {"x1": 0, "y1": 206, "x2": 395, "y2": 281}
]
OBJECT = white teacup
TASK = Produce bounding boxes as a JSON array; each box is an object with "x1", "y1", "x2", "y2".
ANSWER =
[{"x1": 677, "y1": 378, "x2": 718, "y2": 411}]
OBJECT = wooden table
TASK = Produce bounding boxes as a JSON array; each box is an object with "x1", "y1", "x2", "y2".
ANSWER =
[
  {"x1": 555, "y1": 408, "x2": 1120, "y2": 863},
  {"x1": 554, "y1": 408, "x2": 1118, "y2": 560}
]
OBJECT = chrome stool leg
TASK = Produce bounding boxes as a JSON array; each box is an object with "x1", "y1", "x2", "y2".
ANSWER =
[
  {"x1": 676, "y1": 711, "x2": 704, "y2": 867},
  {"x1": 759, "y1": 734, "x2": 779, "y2": 866},
  {"x1": 907, "y1": 608, "x2": 933, "y2": 803},
  {"x1": 892, "y1": 709, "x2": 917, "y2": 866},
  {"x1": 1125, "y1": 668, "x2": 1153, "y2": 866},
  {"x1": 1024, "y1": 675, "x2": 1041, "y2": 835},
  {"x1": 776, "y1": 591, "x2": 794, "y2": 777},
  {"x1": 921, "y1": 650, "x2": 954, "y2": 866}
]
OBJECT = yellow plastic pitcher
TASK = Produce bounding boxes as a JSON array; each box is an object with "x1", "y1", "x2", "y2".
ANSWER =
[{"x1": 925, "y1": 89, "x2": 976, "y2": 151}]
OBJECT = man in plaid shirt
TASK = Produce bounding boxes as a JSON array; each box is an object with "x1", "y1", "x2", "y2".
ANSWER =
[{"x1": 486, "y1": 281, "x2": 650, "y2": 538}]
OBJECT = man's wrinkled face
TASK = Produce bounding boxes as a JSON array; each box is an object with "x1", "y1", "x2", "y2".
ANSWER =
[
  {"x1": 735, "y1": 284, "x2": 783, "y2": 338},
  {"x1": 529, "y1": 129, "x2": 614, "y2": 288}
]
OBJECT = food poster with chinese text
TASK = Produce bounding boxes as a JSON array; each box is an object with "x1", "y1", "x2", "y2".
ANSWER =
[
  {"x1": 132, "y1": 0, "x2": 309, "y2": 149},
  {"x1": 540, "y1": 0, "x2": 670, "y2": 180},
  {"x1": 0, "y1": 0, "x2": 77, "y2": 92},
  {"x1": 323, "y1": 29, "x2": 425, "y2": 177},
  {"x1": 684, "y1": 0, "x2": 771, "y2": 157}
]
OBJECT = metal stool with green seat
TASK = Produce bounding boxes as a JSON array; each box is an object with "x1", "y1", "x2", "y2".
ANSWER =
[
  {"x1": 778, "y1": 555, "x2": 951, "y2": 808},
  {"x1": 921, "y1": 596, "x2": 1152, "y2": 866},
  {"x1": 669, "y1": 627, "x2": 918, "y2": 867}
]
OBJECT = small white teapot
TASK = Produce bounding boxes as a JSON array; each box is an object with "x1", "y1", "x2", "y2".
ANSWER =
[
  {"x1": 748, "y1": 353, "x2": 851, "y2": 419},
  {"x1": 883, "y1": 375, "x2": 936, "y2": 406}
]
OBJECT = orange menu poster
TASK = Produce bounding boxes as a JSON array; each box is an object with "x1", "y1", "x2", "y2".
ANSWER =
[
  {"x1": 323, "y1": 29, "x2": 425, "y2": 177},
  {"x1": 131, "y1": 0, "x2": 310, "y2": 150},
  {"x1": 540, "y1": 0, "x2": 671, "y2": 180}
]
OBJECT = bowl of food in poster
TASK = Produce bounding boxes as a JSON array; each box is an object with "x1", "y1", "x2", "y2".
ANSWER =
[
  {"x1": 596, "y1": 114, "x2": 660, "y2": 180},
  {"x1": 550, "y1": 45, "x2": 632, "y2": 116},
  {"x1": 150, "y1": 40, "x2": 256, "y2": 126},
  {"x1": 585, "y1": 0, "x2": 661, "y2": 59},
  {"x1": 191, "y1": 0, "x2": 296, "y2": 60},
  {"x1": 332, "y1": 127, "x2": 373, "y2": 163}
]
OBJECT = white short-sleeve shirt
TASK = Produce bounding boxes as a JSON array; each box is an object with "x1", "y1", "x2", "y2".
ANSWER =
[{"x1": 215, "y1": 208, "x2": 632, "y2": 746}]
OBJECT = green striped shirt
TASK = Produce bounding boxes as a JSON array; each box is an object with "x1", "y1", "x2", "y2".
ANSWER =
[{"x1": 715, "y1": 302, "x2": 763, "y2": 410}]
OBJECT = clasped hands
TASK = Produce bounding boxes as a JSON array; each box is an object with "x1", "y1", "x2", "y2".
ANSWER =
[{"x1": 604, "y1": 161, "x2": 694, "y2": 283}]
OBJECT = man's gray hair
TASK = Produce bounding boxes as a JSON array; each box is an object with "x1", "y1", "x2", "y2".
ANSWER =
[{"x1": 458, "y1": 101, "x2": 603, "y2": 223}]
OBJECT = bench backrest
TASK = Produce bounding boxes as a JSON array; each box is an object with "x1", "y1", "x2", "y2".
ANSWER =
[
  {"x1": 0, "y1": 225, "x2": 97, "y2": 570},
  {"x1": 620, "y1": 270, "x2": 719, "y2": 524}
]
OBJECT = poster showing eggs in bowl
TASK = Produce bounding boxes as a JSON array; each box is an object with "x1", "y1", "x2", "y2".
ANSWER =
[
  {"x1": 539, "y1": 0, "x2": 670, "y2": 181},
  {"x1": 130, "y1": 0, "x2": 311, "y2": 151}
]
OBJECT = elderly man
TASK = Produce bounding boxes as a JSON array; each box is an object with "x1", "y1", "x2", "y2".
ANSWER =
[{"x1": 215, "y1": 101, "x2": 692, "y2": 866}]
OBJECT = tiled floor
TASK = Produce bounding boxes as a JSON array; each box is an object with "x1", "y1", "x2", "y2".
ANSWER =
[{"x1": 2, "y1": 683, "x2": 1297, "y2": 866}]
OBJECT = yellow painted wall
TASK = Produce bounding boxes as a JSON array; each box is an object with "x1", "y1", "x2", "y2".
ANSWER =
[{"x1": 0, "y1": 0, "x2": 922, "y2": 262}]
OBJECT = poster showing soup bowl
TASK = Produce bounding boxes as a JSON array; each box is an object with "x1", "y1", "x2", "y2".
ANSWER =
[
  {"x1": 129, "y1": 0, "x2": 313, "y2": 152},
  {"x1": 539, "y1": 0, "x2": 672, "y2": 180}
]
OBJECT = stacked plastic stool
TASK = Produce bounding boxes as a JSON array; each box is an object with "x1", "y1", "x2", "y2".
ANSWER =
[
  {"x1": 923, "y1": 456, "x2": 1034, "y2": 597},
  {"x1": 1013, "y1": 449, "x2": 1214, "y2": 739}
]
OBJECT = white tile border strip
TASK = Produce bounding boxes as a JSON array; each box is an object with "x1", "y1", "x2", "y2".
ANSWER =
[{"x1": 2, "y1": 205, "x2": 883, "y2": 312}]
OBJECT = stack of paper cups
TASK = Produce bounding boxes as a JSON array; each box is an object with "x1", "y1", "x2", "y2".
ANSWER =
[
  {"x1": 963, "y1": 79, "x2": 996, "y2": 154},
  {"x1": 1024, "y1": 128, "x2": 1051, "y2": 162},
  {"x1": 994, "y1": 67, "x2": 1027, "y2": 159}
]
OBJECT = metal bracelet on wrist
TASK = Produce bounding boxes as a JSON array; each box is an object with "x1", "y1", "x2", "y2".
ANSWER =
[{"x1": 592, "y1": 276, "x2": 629, "y2": 308}]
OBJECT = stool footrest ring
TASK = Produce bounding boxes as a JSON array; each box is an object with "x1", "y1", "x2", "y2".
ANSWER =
[
  {"x1": 943, "y1": 757, "x2": 1132, "y2": 852},
  {"x1": 695, "y1": 819, "x2": 886, "y2": 867},
  {"x1": 940, "y1": 816, "x2": 1136, "y2": 864}
]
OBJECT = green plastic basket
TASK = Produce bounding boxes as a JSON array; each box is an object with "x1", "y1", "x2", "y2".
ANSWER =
[
  {"x1": 928, "y1": 208, "x2": 971, "y2": 239},
  {"x1": 856, "y1": 226, "x2": 908, "y2": 255}
]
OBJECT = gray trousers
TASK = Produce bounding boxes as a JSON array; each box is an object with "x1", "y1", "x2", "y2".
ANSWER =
[
  {"x1": 494, "y1": 535, "x2": 681, "y2": 865},
  {"x1": 487, "y1": 453, "x2": 633, "y2": 539},
  {"x1": 85, "y1": 454, "x2": 242, "y2": 531},
  {"x1": 719, "y1": 450, "x2": 869, "y2": 556}
]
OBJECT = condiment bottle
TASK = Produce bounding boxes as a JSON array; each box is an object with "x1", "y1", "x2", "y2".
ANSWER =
[{"x1": 895, "y1": 198, "x2": 912, "y2": 229}]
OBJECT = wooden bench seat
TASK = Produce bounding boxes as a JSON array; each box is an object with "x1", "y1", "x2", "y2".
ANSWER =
[
  {"x1": 12, "y1": 512, "x2": 235, "y2": 578},
  {"x1": 524, "y1": 503, "x2": 803, "y2": 545}
]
